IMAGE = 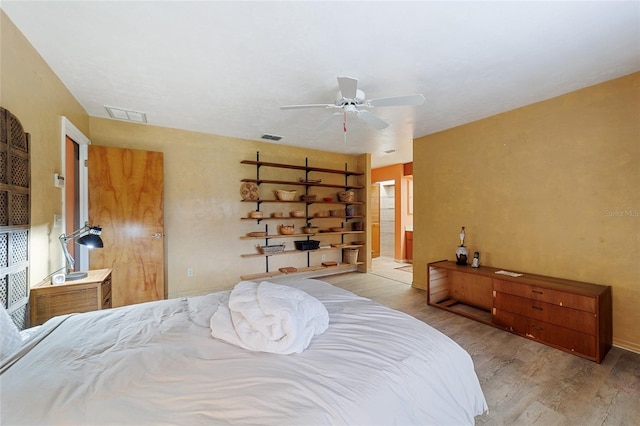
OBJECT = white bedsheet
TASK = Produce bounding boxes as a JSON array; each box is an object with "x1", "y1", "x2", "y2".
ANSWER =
[{"x1": 0, "y1": 279, "x2": 487, "y2": 425}]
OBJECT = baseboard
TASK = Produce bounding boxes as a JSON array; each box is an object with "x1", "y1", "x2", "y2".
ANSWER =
[{"x1": 613, "y1": 338, "x2": 640, "y2": 355}]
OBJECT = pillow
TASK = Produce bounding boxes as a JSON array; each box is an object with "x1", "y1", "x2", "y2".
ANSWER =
[{"x1": 1, "y1": 306, "x2": 22, "y2": 361}]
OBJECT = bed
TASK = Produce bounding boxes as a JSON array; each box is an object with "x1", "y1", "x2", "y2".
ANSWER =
[{"x1": 1, "y1": 278, "x2": 487, "y2": 425}]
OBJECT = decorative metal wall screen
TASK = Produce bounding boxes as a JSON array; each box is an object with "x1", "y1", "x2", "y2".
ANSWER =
[{"x1": 0, "y1": 107, "x2": 30, "y2": 330}]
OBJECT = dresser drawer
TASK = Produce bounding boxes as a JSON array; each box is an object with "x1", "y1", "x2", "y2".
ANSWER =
[
  {"x1": 493, "y1": 309, "x2": 597, "y2": 358},
  {"x1": 494, "y1": 291, "x2": 597, "y2": 334},
  {"x1": 493, "y1": 279, "x2": 596, "y2": 312}
]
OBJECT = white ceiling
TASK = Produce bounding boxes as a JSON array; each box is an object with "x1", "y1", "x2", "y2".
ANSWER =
[{"x1": 3, "y1": 1, "x2": 639, "y2": 167}]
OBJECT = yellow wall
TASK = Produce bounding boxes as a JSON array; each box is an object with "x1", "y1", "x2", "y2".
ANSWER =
[
  {"x1": 88, "y1": 118, "x2": 368, "y2": 297},
  {"x1": 1, "y1": 11, "x2": 90, "y2": 282},
  {"x1": 413, "y1": 73, "x2": 640, "y2": 352}
]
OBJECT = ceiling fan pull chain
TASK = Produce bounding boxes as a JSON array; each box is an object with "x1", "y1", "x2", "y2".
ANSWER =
[
  {"x1": 343, "y1": 111, "x2": 348, "y2": 143},
  {"x1": 343, "y1": 111, "x2": 347, "y2": 134}
]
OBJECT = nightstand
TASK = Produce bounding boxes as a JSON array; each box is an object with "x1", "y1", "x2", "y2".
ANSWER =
[{"x1": 29, "y1": 269, "x2": 112, "y2": 326}]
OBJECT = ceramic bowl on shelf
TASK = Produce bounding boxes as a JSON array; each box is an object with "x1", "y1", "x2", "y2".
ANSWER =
[
  {"x1": 330, "y1": 227, "x2": 345, "y2": 232},
  {"x1": 290, "y1": 210, "x2": 305, "y2": 217},
  {"x1": 302, "y1": 226, "x2": 319, "y2": 234},
  {"x1": 248, "y1": 211, "x2": 263, "y2": 219},
  {"x1": 323, "y1": 197, "x2": 333, "y2": 202}
]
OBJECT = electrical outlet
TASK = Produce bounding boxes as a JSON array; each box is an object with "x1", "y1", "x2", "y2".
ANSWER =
[
  {"x1": 187, "y1": 268, "x2": 194, "y2": 277},
  {"x1": 321, "y1": 255, "x2": 326, "y2": 261}
]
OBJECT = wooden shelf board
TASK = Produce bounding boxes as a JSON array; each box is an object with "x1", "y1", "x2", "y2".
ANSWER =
[
  {"x1": 430, "y1": 299, "x2": 493, "y2": 324},
  {"x1": 241, "y1": 215, "x2": 364, "y2": 221},
  {"x1": 241, "y1": 199, "x2": 365, "y2": 205},
  {"x1": 241, "y1": 178, "x2": 364, "y2": 190},
  {"x1": 241, "y1": 245, "x2": 363, "y2": 258},
  {"x1": 241, "y1": 160, "x2": 364, "y2": 176},
  {"x1": 240, "y1": 262, "x2": 360, "y2": 281},
  {"x1": 241, "y1": 230, "x2": 364, "y2": 240}
]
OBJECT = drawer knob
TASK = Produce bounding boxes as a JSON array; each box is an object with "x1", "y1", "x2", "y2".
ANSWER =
[
  {"x1": 531, "y1": 325, "x2": 543, "y2": 331},
  {"x1": 532, "y1": 305, "x2": 543, "y2": 311},
  {"x1": 532, "y1": 290, "x2": 544, "y2": 295}
]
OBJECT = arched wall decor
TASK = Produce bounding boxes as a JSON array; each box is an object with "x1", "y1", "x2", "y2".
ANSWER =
[{"x1": 0, "y1": 107, "x2": 31, "y2": 329}]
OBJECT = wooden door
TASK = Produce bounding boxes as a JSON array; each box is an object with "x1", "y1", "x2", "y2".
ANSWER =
[
  {"x1": 88, "y1": 146, "x2": 164, "y2": 307},
  {"x1": 370, "y1": 184, "x2": 380, "y2": 258}
]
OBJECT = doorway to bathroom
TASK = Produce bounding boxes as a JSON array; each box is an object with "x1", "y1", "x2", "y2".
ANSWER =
[{"x1": 370, "y1": 178, "x2": 413, "y2": 285}]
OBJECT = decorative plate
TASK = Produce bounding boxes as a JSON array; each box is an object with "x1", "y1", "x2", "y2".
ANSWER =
[{"x1": 240, "y1": 182, "x2": 260, "y2": 201}]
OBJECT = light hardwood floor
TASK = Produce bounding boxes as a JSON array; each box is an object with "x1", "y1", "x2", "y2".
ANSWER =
[{"x1": 320, "y1": 272, "x2": 640, "y2": 426}]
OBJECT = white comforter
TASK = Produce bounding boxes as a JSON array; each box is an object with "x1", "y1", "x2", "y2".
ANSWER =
[
  {"x1": 210, "y1": 281, "x2": 329, "y2": 354},
  {"x1": 1, "y1": 279, "x2": 487, "y2": 425}
]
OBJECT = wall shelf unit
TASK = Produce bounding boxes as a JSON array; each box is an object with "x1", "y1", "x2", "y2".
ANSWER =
[{"x1": 240, "y1": 152, "x2": 366, "y2": 280}]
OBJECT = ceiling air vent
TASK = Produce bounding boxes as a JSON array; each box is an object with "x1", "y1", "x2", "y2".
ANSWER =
[
  {"x1": 261, "y1": 134, "x2": 282, "y2": 141},
  {"x1": 105, "y1": 106, "x2": 147, "y2": 123},
  {"x1": 384, "y1": 149, "x2": 396, "y2": 154}
]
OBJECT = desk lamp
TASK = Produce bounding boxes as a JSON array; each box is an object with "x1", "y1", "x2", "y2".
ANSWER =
[{"x1": 59, "y1": 223, "x2": 103, "y2": 280}]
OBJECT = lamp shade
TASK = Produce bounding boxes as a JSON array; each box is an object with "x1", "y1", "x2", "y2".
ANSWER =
[{"x1": 76, "y1": 233, "x2": 103, "y2": 248}]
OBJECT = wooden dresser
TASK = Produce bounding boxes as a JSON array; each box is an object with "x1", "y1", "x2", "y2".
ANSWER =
[
  {"x1": 29, "y1": 269, "x2": 112, "y2": 326},
  {"x1": 428, "y1": 261, "x2": 612, "y2": 363}
]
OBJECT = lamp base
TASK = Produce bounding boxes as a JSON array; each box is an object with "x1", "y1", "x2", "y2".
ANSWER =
[{"x1": 65, "y1": 271, "x2": 88, "y2": 281}]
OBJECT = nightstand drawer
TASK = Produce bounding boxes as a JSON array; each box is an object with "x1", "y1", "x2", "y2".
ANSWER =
[{"x1": 101, "y1": 277, "x2": 112, "y2": 309}]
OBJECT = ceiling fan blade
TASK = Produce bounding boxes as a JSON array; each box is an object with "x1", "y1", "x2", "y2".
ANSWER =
[
  {"x1": 337, "y1": 76, "x2": 358, "y2": 99},
  {"x1": 356, "y1": 110, "x2": 389, "y2": 130},
  {"x1": 316, "y1": 112, "x2": 342, "y2": 131},
  {"x1": 280, "y1": 103, "x2": 335, "y2": 110},
  {"x1": 366, "y1": 94, "x2": 425, "y2": 107}
]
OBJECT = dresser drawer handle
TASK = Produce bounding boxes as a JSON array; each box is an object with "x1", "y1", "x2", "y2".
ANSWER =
[
  {"x1": 532, "y1": 305, "x2": 543, "y2": 311},
  {"x1": 531, "y1": 290, "x2": 544, "y2": 295},
  {"x1": 531, "y1": 325, "x2": 543, "y2": 331}
]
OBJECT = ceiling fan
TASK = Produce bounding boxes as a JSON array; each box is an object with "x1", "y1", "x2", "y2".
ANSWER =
[{"x1": 280, "y1": 76, "x2": 425, "y2": 131}]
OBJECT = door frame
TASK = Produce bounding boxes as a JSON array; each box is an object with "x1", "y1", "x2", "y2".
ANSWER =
[{"x1": 60, "y1": 117, "x2": 90, "y2": 271}]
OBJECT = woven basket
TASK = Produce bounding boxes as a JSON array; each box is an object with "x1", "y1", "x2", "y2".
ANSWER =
[
  {"x1": 279, "y1": 224, "x2": 295, "y2": 235},
  {"x1": 290, "y1": 210, "x2": 305, "y2": 217},
  {"x1": 275, "y1": 190, "x2": 297, "y2": 201},
  {"x1": 248, "y1": 211, "x2": 263, "y2": 219},
  {"x1": 344, "y1": 248, "x2": 359, "y2": 264},
  {"x1": 337, "y1": 190, "x2": 355, "y2": 202},
  {"x1": 257, "y1": 244, "x2": 286, "y2": 255},
  {"x1": 302, "y1": 226, "x2": 319, "y2": 234}
]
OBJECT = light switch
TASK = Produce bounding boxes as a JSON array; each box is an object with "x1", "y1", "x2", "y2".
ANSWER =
[{"x1": 54, "y1": 173, "x2": 65, "y2": 188}]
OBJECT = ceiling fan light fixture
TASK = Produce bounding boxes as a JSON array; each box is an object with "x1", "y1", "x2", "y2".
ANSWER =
[{"x1": 280, "y1": 76, "x2": 422, "y2": 133}]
